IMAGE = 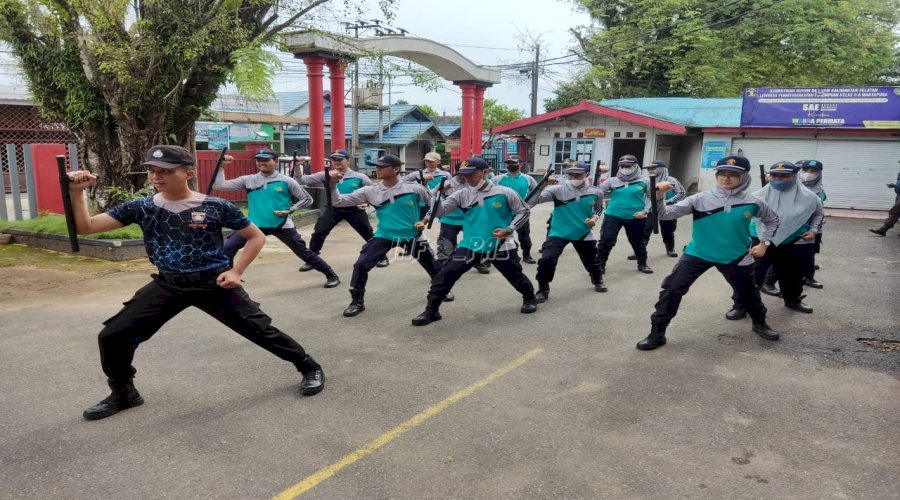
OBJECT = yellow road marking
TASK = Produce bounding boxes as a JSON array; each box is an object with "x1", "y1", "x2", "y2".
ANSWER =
[{"x1": 273, "y1": 347, "x2": 544, "y2": 499}]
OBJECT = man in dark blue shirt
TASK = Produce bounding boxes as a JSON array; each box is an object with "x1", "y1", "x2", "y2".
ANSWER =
[{"x1": 66, "y1": 145, "x2": 325, "y2": 421}]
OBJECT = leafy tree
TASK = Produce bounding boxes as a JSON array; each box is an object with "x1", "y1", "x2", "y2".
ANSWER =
[
  {"x1": 482, "y1": 98, "x2": 524, "y2": 146},
  {"x1": 560, "y1": 0, "x2": 899, "y2": 100},
  {"x1": 0, "y1": 0, "x2": 392, "y2": 209},
  {"x1": 416, "y1": 104, "x2": 439, "y2": 118}
]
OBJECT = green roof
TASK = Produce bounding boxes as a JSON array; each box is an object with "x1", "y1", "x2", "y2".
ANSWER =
[{"x1": 594, "y1": 98, "x2": 743, "y2": 128}]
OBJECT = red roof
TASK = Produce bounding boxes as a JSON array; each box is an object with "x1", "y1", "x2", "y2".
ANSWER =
[{"x1": 492, "y1": 99, "x2": 687, "y2": 135}]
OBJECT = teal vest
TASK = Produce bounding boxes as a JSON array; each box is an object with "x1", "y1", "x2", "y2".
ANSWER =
[
  {"x1": 247, "y1": 180, "x2": 291, "y2": 228},
  {"x1": 498, "y1": 174, "x2": 530, "y2": 199},
  {"x1": 550, "y1": 195, "x2": 598, "y2": 240},
  {"x1": 459, "y1": 194, "x2": 514, "y2": 253},
  {"x1": 373, "y1": 192, "x2": 422, "y2": 241},
  {"x1": 605, "y1": 182, "x2": 648, "y2": 219},
  {"x1": 337, "y1": 177, "x2": 364, "y2": 194},
  {"x1": 686, "y1": 203, "x2": 759, "y2": 264}
]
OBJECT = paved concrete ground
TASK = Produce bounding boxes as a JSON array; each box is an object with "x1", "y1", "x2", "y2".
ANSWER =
[{"x1": 0, "y1": 205, "x2": 897, "y2": 499}]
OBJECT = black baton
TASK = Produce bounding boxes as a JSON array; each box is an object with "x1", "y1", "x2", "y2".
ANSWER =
[
  {"x1": 323, "y1": 164, "x2": 332, "y2": 209},
  {"x1": 523, "y1": 165, "x2": 555, "y2": 204},
  {"x1": 56, "y1": 155, "x2": 79, "y2": 252},
  {"x1": 759, "y1": 164, "x2": 767, "y2": 187},
  {"x1": 648, "y1": 172, "x2": 659, "y2": 235},
  {"x1": 426, "y1": 178, "x2": 447, "y2": 230},
  {"x1": 205, "y1": 147, "x2": 228, "y2": 195}
]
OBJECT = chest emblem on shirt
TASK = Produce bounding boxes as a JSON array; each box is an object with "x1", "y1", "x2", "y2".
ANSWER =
[
  {"x1": 743, "y1": 211, "x2": 752, "y2": 218},
  {"x1": 274, "y1": 186, "x2": 283, "y2": 192},
  {"x1": 637, "y1": 185, "x2": 645, "y2": 191},
  {"x1": 492, "y1": 201, "x2": 502, "y2": 209},
  {"x1": 190, "y1": 211, "x2": 208, "y2": 228}
]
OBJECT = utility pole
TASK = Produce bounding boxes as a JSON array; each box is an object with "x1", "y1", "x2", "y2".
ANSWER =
[
  {"x1": 531, "y1": 43, "x2": 540, "y2": 117},
  {"x1": 343, "y1": 20, "x2": 381, "y2": 167}
]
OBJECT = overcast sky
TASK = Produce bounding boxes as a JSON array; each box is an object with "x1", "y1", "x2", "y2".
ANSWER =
[{"x1": 0, "y1": 0, "x2": 596, "y2": 115}]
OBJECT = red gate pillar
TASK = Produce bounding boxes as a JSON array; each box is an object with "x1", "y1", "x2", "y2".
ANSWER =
[
  {"x1": 458, "y1": 83, "x2": 475, "y2": 159},
  {"x1": 303, "y1": 56, "x2": 327, "y2": 173},
  {"x1": 472, "y1": 85, "x2": 486, "y2": 156},
  {"x1": 326, "y1": 59, "x2": 347, "y2": 151}
]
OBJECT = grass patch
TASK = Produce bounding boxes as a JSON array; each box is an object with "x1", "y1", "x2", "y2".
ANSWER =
[{"x1": 0, "y1": 215, "x2": 143, "y2": 239}]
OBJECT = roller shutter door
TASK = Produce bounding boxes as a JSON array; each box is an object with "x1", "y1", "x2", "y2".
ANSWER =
[{"x1": 732, "y1": 138, "x2": 899, "y2": 210}]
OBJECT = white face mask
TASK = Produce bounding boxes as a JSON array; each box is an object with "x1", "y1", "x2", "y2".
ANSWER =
[
  {"x1": 798, "y1": 171, "x2": 820, "y2": 182},
  {"x1": 467, "y1": 179, "x2": 488, "y2": 194},
  {"x1": 567, "y1": 178, "x2": 586, "y2": 189},
  {"x1": 618, "y1": 166, "x2": 638, "y2": 177}
]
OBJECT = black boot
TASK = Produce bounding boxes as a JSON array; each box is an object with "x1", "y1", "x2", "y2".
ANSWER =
[
  {"x1": 666, "y1": 248, "x2": 678, "y2": 257},
  {"x1": 725, "y1": 305, "x2": 746, "y2": 320},
  {"x1": 637, "y1": 324, "x2": 667, "y2": 350},
  {"x1": 592, "y1": 276, "x2": 607, "y2": 293},
  {"x1": 522, "y1": 252, "x2": 536, "y2": 264},
  {"x1": 83, "y1": 379, "x2": 144, "y2": 420},
  {"x1": 535, "y1": 283, "x2": 550, "y2": 303},
  {"x1": 785, "y1": 301, "x2": 813, "y2": 313},
  {"x1": 323, "y1": 273, "x2": 341, "y2": 288},
  {"x1": 637, "y1": 261, "x2": 653, "y2": 274},
  {"x1": 412, "y1": 298, "x2": 443, "y2": 326},
  {"x1": 759, "y1": 283, "x2": 782, "y2": 297},
  {"x1": 869, "y1": 227, "x2": 887, "y2": 236},
  {"x1": 751, "y1": 320, "x2": 780, "y2": 340},
  {"x1": 376, "y1": 257, "x2": 390, "y2": 268},
  {"x1": 342, "y1": 289, "x2": 365, "y2": 317},
  {"x1": 803, "y1": 276, "x2": 823, "y2": 289},
  {"x1": 520, "y1": 297, "x2": 538, "y2": 314},
  {"x1": 300, "y1": 368, "x2": 325, "y2": 396},
  {"x1": 299, "y1": 263, "x2": 314, "y2": 272}
]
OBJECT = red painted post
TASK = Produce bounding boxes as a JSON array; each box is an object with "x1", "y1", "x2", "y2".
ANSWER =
[
  {"x1": 459, "y1": 83, "x2": 475, "y2": 159},
  {"x1": 30, "y1": 143, "x2": 68, "y2": 214},
  {"x1": 472, "y1": 85, "x2": 486, "y2": 156},
  {"x1": 327, "y1": 59, "x2": 347, "y2": 151},
  {"x1": 304, "y1": 56, "x2": 327, "y2": 173}
]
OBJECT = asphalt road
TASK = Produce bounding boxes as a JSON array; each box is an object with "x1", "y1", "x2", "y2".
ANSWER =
[{"x1": 0, "y1": 206, "x2": 897, "y2": 499}]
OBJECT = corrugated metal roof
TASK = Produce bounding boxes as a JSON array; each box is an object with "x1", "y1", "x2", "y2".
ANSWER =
[
  {"x1": 595, "y1": 98, "x2": 743, "y2": 128},
  {"x1": 277, "y1": 92, "x2": 313, "y2": 114},
  {"x1": 437, "y1": 124, "x2": 461, "y2": 136},
  {"x1": 360, "y1": 122, "x2": 443, "y2": 146}
]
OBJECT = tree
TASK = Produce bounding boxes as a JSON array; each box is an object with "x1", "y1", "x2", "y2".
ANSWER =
[
  {"x1": 0, "y1": 0, "x2": 390, "y2": 209},
  {"x1": 416, "y1": 104, "x2": 439, "y2": 118},
  {"x1": 482, "y1": 98, "x2": 524, "y2": 147},
  {"x1": 559, "y1": 0, "x2": 899, "y2": 100}
]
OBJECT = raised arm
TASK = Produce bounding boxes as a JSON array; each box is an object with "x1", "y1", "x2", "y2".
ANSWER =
[
  {"x1": 211, "y1": 170, "x2": 247, "y2": 191},
  {"x1": 65, "y1": 171, "x2": 126, "y2": 235}
]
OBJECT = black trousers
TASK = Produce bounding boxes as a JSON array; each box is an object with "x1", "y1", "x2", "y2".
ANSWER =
[
  {"x1": 535, "y1": 237, "x2": 602, "y2": 286},
  {"x1": 751, "y1": 242, "x2": 815, "y2": 304},
  {"x1": 98, "y1": 268, "x2": 316, "y2": 382},
  {"x1": 436, "y1": 223, "x2": 463, "y2": 265},
  {"x1": 351, "y1": 236, "x2": 438, "y2": 290},
  {"x1": 598, "y1": 215, "x2": 648, "y2": 265},
  {"x1": 224, "y1": 227, "x2": 335, "y2": 276},
  {"x1": 642, "y1": 218, "x2": 677, "y2": 252},
  {"x1": 879, "y1": 193, "x2": 900, "y2": 230},
  {"x1": 426, "y1": 247, "x2": 535, "y2": 302},
  {"x1": 652, "y1": 254, "x2": 766, "y2": 328},
  {"x1": 516, "y1": 220, "x2": 533, "y2": 255},
  {"x1": 309, "y1": 207, "x2": 374, "y2": 254}
]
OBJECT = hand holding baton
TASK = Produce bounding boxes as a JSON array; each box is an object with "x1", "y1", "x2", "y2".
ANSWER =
[
  {"x1": 648, "y1": 171, "x2": 660, "y2": 234},
  {"x1": 759, "y1": 164, "x2": 767, "y2": 187},
  {"x1": 417, "y1": 168, "x2": 426, "y2": 187},
  {"x1": 523, "y1": 165, "x2": 555, "y2": 204},
  {"x1": 323, "y1": 163, "x2": 333, "y2": 209},
  {"x1": 205, "y1": 147, "x2": 229, "y2": 195},
  {"x1": 426, "y1": 178, "x2": 447, "y2": 229},
  {"x1": 56, "y1": 155, "x2": 80, "y2": 252}
]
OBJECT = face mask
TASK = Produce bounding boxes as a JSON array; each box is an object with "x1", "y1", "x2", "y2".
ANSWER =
[
  {"x1": 567, "y1": 178, "x2": 586, "y2": 189},
  {"x1": 467, "y1": 179, "x2": 487, "y2": 194},
  {"x1": 618, "y1": 166, "x2": 637, "y2": 177},
  {"x1": 798, "y1": 171, "x2": 820, "y2": 182},
  {"x1": 506, "y1": 165, "x2": 520, "y2": 172},
  {"x1": 770, "y1": 179, "x2": 793, "y2": 191}
]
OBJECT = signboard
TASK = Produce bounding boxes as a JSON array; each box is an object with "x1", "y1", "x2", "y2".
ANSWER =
[
  {"x1": 195, "y1": 122, "x2": 230, "y2": 150},
  {"x1": 741, "y1": 87, "x2": 900, "y2": 128},
  {"x1": 506, "y1": 141, "x2": 518, "y2": 154},
  {"x1": 584, "y1": 128, "x2": 606, "y2": 138},
  {"x1": 230, "y1": 123, "x2": 272, "y2": 142},
  {"x1": 700, "y1": 140, "x2": 729, "y2": 169}
]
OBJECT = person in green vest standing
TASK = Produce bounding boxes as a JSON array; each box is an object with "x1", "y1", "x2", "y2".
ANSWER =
[
  {"x1": 596, "y1": 155, "x2": 654, "y2": 279},
  {"x1": 492, "y1": 156, "x2": 538, "y2": 264}
]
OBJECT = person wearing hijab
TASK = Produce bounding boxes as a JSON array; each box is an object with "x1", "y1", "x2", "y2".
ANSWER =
[
  {"x1": 636, "y1": 155, "x2": 780, "y2": 351},
  {"x1": 757, "y1": 158, "x2": 828, "y2": 295},
  {"x1": 527, "y1": 161, "x2": 607, "y2": 302},
  {"x1": 596, "y1": 155, "x2": 654, "y2": 278},
  {"x1": 627, "y1": 160, "x2": 686, "y2": 260},
  {"x1": 726, "y1": 161, "x2": 824, "y2": 319}
]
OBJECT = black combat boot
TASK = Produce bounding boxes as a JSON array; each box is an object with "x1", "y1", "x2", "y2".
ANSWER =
[
  {"x1": 520, "y1": 297, "x2": 538, "y2": 314},
  {"x1": 666, "y1": 248, "x2": 678, "y2": 257},
  {"x1": 759, "y1": 282, "x2": 781, "y2": 297},
  {"x1": 522, "y1": 251, "x2": 536, "y2": 264},
  {"x1": 323, "y1": 273, "x2": 341, "y2": 288},
  {"x1": 83, "y1": 379, "x2": 144, "y2": 420},
  {"x1": 342, "y1": 289, "x2": 366, "y2": 317},
  {"x1": 592, "y1": 275, "x2": 607, "y2": 293},
  {"x1": 725, "y1": 304, "x2": 747, "y2": 320},
  {"x1": 803, "y1": 273, "x2": 823, "y2": 289},
  {"x1": 412, "y1": 298, "x2": 443, "y2": 326},
  {"x1": 637, "y1": 261, "x2": 654, "y2": 274},
  {"x1": 636, "y1": 324, "x2": 667, "y2": 350},
  {"x1": 535, "y1": 282, "x2": 550, "y2": 303},
  {"x1": 751, "y1": 320, "x2": 780, "y2": 340},
  {"x1": 868, "y1": 227, "x2": 887, "y2": 236}
]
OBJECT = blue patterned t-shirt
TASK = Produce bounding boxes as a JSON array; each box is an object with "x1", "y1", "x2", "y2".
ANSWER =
[{"x1": 106, "y1": 192, "x2": 250, "y2": 274}]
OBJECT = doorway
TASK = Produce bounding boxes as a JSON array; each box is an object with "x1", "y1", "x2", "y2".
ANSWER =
[{"x1": 611, "y1": 139, "x2": 645, "y2": 173}]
